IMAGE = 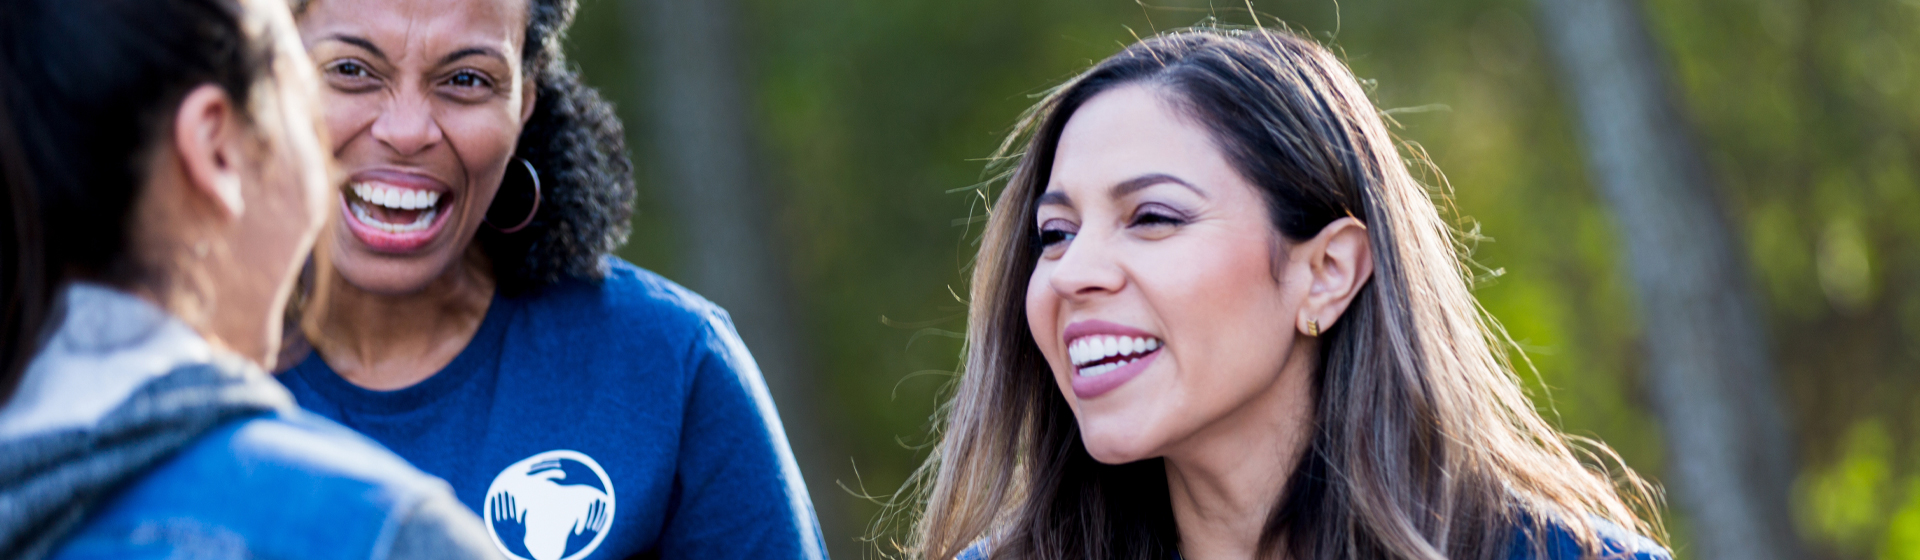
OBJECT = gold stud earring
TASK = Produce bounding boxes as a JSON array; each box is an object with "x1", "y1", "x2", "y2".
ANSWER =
[{"x1": 1307, "y1": 319, "x2": 1320, "y2": 337}]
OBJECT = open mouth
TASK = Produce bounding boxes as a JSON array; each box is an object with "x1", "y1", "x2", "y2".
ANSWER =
[
  {"x1": 1069, "y1": 334, "x2": 1163, "y2": 377},
  {"x1": 340, "y1": 176, "x2": 455, "y2": 253},
  {"x1": 348, "y1": 182, "x2": 444, "y2": 233}
]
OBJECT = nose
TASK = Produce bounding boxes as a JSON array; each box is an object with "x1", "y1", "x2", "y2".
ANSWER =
[
  {"x1": 370, "y1": 94, "x2": 443, "y2": 157},
  {"x1": 1047, "y1": 228, "x2": 1126, "y2": 299}
]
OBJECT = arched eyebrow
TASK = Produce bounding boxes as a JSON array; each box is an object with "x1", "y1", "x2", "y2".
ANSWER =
[
  {"x1": 316, "y1": 35, "x2": 509, "y2": 68},
  {"x1": 438, "y1": 47, "x2": 510, "y2": 67},
  {"x1": 1112, "y1": 173, "x2": 1202, "y2": 199},
  {"x1": 1037, "y1": 173, "x2": 1204, "y2": 208},
  {"x1": 323, "y1": 34, "x2": 388, "y2": 62},
  {"x1": 1037, "y1": 190, "x2": 1072, "y2": 208}
]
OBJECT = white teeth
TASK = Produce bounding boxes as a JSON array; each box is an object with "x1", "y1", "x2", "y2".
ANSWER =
[
  {"x1": 1077, "y1": 357, "x2": 1134, "y2": 377},
  {"x1": 1067, "y1": 334, "x2": 1164, "y2": 369},
  {"x1": 351, "y1": 182, "x2": 442, "y2": 210},
  {"x1": 350, "y1": 200, "x2": 437, "y2": 233}
]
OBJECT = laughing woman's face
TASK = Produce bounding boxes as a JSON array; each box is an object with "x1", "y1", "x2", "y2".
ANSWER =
[
  {"x1": 1026, "y1": 85, "x2": 1317, "y2": 464},
  {"x1": 297, "y1": 0, "x2": 534, "y2": 294}
]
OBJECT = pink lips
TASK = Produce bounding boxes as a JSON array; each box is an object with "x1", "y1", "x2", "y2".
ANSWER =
[
  {"x1": 1061, "y1": 319, "x2": 1163, "y2": 400},
  {"x1": 340, "y1": 169, "x2": 454, "y2": 253}
]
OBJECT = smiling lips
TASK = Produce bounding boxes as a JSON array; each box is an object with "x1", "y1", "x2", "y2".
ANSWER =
[
  {"x1": 350, "y1": 182, "x2": 441, "y2": 233},
  {"x1": 340, "y1": 172, "x2": 454, "y2": 253},
  {"x1": 1069, "y1": 334, "x2": 1162, "y2": 377},
  {"x1": 1061, "y1": 320, "x2": 1165, "y2": 399}
]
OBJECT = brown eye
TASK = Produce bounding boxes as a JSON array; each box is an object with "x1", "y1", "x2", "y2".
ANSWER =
[
  {"x1": 1036, "y1": 218, "x2": 1077, "y2": 258},
  {"x1": 447, "y1": 70, "x2": 491, "y2": 89},
  {"x1": 324, "y1": 59, "x2": 379, "y2": 92},
  {"x1": 1129, "y1": 204, "x2": 1186, "y2": 228},
  {"x1": 330, "y1": 61, "x2": 368, "y2": 77}
]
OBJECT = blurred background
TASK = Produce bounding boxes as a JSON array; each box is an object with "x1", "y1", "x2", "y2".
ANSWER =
[{"x1": 553, "y1": 0, "x2": 1916, "y2": 558}]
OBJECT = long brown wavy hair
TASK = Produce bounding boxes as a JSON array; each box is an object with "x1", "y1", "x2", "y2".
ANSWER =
[{"x1": 898, "y1": 27, "x2": 1661, "y2": 560}]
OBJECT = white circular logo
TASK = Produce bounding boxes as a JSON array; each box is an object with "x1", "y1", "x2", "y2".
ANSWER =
[{"x1": 483, "y1": 450, "x2": 615, "y2": 560}]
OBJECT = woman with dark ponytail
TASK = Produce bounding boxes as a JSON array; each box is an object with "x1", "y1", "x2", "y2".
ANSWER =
[
  {"x1": 274, "y1": 1, "x2": 826, "y2": 558},
  {"x1": 0, "y1": 0, "x2": 496, "y2": 558}
]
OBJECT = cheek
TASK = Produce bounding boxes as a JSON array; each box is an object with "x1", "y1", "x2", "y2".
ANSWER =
[
  {"x1": 254, "y1": 115, "x2": 325, "y2": 232},
  {"x1": 320, "y1": 91, "x2": 376, "y2": 152},
  {"x1": 267, "y1": 108, "x2": 331, "y2": 229},
  {"x1": 1160, "y1": 237, "x2": 1284, "y2": 315},
  {"x1": 241, "y1": 155, "x2": 316, "y2": 257},
  {"x1": 288, "y1": 125, "x2": 333, "y2": 218},
  {"x1": 437, "y1": 106, "x2": 524, "y2": 208},
  {"x1": 1148, "y1": 232, "x2": 1295, "y2": 397},
  {"x1": 1025, "y1": 263, "x2": 1060, "y2": 359}
]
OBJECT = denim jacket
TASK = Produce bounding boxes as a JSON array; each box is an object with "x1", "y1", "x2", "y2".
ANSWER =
[
  {"x1": 0, "y1": 284, "x2": 498, "y2": 560},
  {"x1": 45, "y1": 403, "x2": 498, "y2": 560}
]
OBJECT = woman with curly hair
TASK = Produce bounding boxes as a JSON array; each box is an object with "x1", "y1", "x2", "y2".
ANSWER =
[
  {"x1": 274, "y1": 1, "x2": 826, "y2": 558},
  {"x1": 907, "y1": 28, "x2": 1668, "y2": 560}
]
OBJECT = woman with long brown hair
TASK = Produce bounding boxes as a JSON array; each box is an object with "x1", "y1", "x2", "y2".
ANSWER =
[{"x1": 905, "y1": 27, "x2": 1668, "y2": 560}]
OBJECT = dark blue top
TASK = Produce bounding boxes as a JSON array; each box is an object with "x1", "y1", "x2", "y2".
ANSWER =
[
  {"x1": 278, "y1": 257, "x2": 827, "y2": 560},
  {"x1": 1510, "y1": 517, "x2": 1669, "y2": 560},
  {"x1": 955, "y1": 516, "x2": 1668, "y2": 560}
]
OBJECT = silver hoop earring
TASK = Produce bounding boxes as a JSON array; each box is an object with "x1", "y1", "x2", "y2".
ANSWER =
[{"x1": 486, "y1": 158, "x2": 542, "y2": 233}]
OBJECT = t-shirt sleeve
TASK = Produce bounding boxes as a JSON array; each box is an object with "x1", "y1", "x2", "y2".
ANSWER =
[
  {"x1": 655, "y1": 310, "x2": 828, "y2": 559},
  {"x1": 1510, "y1": 516, "x2": 1671, "y2": 560}
]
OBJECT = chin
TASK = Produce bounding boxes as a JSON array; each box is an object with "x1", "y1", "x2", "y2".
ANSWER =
[
  {"x1": 330, "y1": 244, "x2": 458, "y2": 296},
  {"x1": 1076, "y1": 416, "x2": 1163, "y2": 465}
]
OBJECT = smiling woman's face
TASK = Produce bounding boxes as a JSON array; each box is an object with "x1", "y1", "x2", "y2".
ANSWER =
[
  {"x1": 298, "y1": 0, "x2": 532, "y2": 294},
  {"x1": 1027, "y1": 85, "x2": 1314, "y2": 464}
]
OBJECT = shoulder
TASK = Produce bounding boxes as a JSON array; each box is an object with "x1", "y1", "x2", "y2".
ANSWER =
[
  {"x1": 1512, "y1": 517, "x2": 1670, "y2": 560},
  {"x1": 137, "y1": 410, "x2": 452, "y2": 516},
  {"x1": 67, "y1": 411, "x2": 480, "y2": 559},
  {"x1": 199, "y1": 409, "x2": 449, "y2": 493},
  {"x1": 514, "y1": 256, "x2": 728, "y2": 347},
  {"x1": 514, "y1": 256, "x2": 753, "y2": 380}
]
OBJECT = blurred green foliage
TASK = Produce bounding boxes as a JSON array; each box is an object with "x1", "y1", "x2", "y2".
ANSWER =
[{"x1": 560, "y1": 0, "x2": 1920, "y2": 558}]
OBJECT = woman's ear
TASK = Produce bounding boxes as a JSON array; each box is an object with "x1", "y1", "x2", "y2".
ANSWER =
[
  {"x1": 173, "y1": 84, "x2": 246, "y2": 219},
  {"x1": 519, "y1": 74, "x2": 538, "y2": 126},
  {"x1": 1298, "y1": 217, "x2": 1373, "y2": 335}
]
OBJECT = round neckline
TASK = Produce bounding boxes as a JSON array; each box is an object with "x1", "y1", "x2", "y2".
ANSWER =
[{"x1": 290, "y1": 293, "x2": 515, "y2": 415}]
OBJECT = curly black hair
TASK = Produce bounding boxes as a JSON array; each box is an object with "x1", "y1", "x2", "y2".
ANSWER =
[
  {"x1": 481, "y1": 0, "x2": 634, "y2": 295},
  {"x1": 291, "y1": 0, "x2": 635, "y2": 296}
]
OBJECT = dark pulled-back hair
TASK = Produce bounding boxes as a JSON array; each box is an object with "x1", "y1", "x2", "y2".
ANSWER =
[
  {"x1": 476, "y1": 0, "x2": 634, "y2": 295},
  {"x1": 904, "y1": 27, "x2": 1661, "y2": 560},
  {"x1": 0, "y1": 0, "x2": 280, "y2": 403}
]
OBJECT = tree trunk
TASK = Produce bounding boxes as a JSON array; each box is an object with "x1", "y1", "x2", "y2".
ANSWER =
[
  {"x1": 1533, "y1": 0, "x2": 1801, "y2": 558},
  {"x1": 622, "y1": 0, "x2": 843, "y2": 555}
]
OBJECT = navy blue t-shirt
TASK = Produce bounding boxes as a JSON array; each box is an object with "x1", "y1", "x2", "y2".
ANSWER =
[{"x1": 279, "y1": 257, "x2": 826, "y2": 560}]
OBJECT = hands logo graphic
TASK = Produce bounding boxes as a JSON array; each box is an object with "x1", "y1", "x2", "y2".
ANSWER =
[
  {"x1": 483, "y1": 451, "x2": 616, "y2": 560},
  {"x1": 489, "y1": 492, "x2": 535, "y2": 559},
  {"x1": 564, "y1": 498, "x2": 609, "y2": 555}
]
